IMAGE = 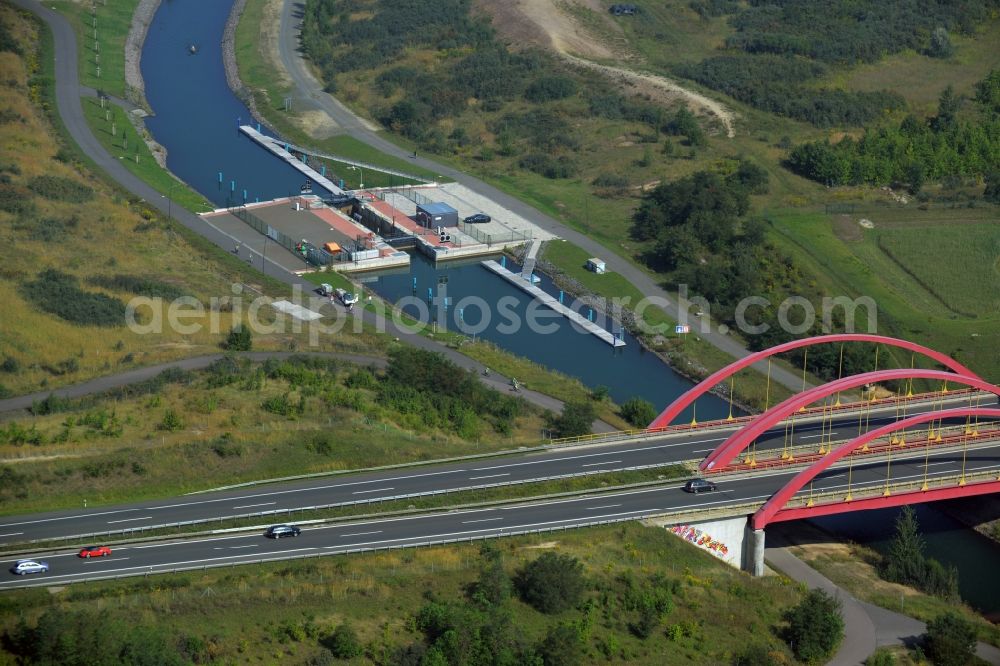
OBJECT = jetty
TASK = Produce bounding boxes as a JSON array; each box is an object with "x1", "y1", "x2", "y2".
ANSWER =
[{"x1": 481, "y1": 260, "x2": 625, "y2": 347}]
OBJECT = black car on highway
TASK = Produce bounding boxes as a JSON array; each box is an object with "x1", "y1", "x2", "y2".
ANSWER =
[
  {"x1": 264, "y1": 524, "x2": 301, "y2": 539},
  {"x1": 463, "y1": 213, "x2": 491, "y2": 224},
  {"x1": 683, "y1": 478, "x2": 718, "y2": 494}
]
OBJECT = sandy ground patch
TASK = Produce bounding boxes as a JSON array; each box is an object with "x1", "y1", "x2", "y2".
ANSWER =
[
  {"x1": 296, "y1": 109, "x2": 340, "y2": 140},
  {"x1": 521, "y1": 540, "x2": 560, "y2": 549},
  {"x1": 478, "y1": 0, "x2": 736, "y2": 137}
]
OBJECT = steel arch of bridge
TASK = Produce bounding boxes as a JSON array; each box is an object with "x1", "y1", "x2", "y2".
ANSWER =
[
  {"x1": 700, "y1": 369, "x2": 1000, "y2": 471},
  {"x1": 648, "y1": 334, "x2": 979, "y2": 430},
  {"x1": 751, "y1": 407, "x2": 1000, "y2": 530}
]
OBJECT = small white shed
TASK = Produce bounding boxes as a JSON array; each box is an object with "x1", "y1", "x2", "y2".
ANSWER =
[{"x1": 586, "y1": 257, "x2": 607, "y2": 274}]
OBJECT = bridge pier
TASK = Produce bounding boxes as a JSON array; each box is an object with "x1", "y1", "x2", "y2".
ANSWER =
[{"x1": 750, "y1": 528, "x2": 765, "y2": 577}]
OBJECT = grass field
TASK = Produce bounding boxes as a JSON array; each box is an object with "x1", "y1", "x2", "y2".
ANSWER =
[
  {"x1": 767, "y1": 208, "x2": 1000, "y2": 382},
  {"x1": 0, "y1": 356, "x2": 551, "y2": 514},
  {"x1": 0, "y1": 522, "x2": 803, "y2": 664},
  {"x1": 876, "y1": 223, "x2": 1000, "y2": 319},
  {"x1": 51, "y1": 0, "x2": 135, "y2": 101}
]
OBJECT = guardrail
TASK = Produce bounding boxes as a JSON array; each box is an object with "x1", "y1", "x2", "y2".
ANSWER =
[{"x1": 784, "y1": 468, "x2": 1000, "y2": 510}]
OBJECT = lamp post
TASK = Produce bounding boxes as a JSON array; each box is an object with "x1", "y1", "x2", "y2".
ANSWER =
[
  {"x1": 348, "y1": 165, "x2": 364, "y2": 190},
  {"x1": 162, "y1": 180, "x2": 175, "y2": 221}
]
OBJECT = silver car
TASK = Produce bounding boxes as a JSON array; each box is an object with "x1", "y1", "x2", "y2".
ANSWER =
[{"x1": 10, "y1": 559, "x2": 49, "y2": 575}]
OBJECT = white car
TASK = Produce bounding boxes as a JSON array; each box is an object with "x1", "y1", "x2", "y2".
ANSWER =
[{"x1": 10, "y1": 559, "x2": 49, "y2": 575}]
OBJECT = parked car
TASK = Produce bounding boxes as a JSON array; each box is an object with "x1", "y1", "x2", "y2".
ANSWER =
[
  {"x1": 10, "y1": 559, "x2": 49, "y2": 575},
  {"x1": 264, "y1": 524, "x2": 301, "y2": 539},
  {"x1": 463, "y1": 213, "x2": 491, "y2": 224},
  {"x1": 78, "y1": 545, "x2": 112, "y2": 558},
  {"x1": 683, "y1": 478, "x2": 718, "y2": 494}
]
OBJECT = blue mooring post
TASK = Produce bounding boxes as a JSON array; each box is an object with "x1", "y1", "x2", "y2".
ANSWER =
[
  {"x1": 218, "y1": 171, "x2": 223, "y2": 184},
  {"x1": 339, "y1": 179, "x2": 345, "y2": 189},
  {"x1": 255, "y1": 197, "x2": 259, "y2": 203},
  {"x1": 237, "y1": 116, "x2": 241, "y2": 127},
  {"x1": 284, "y1": 143, "x2": 289, "y2": 152},
  {"x1": 559, "y1": 290, "x2": 564, "y2": 304},
  {"x1": 230, "y1": 180, "x2": 235, "y2": 193},
  {"x1": 256, "y1": 123, "x2": 261, "y2": 132},
  {"x1": 501, "y1": 256, "x2": 506, "y2": 269},
  {"x1": 427, "y1": 287, "x2": 432, "y2": 301},
  {"x1": 412, "y1": 277, "x2": 417, "y2": 291},
  {"x1": 588, "y1": 309, "x2": 594, "y2": 322},
  {"x1": 321, "y1": 165, "x2": 326, "y2": 177},
  {"x1": 458, "y1": 308, "x2": 464, "y2": 323},
  {"x1": 243, "y1": 189, "x2": 247, "y2": 203}
]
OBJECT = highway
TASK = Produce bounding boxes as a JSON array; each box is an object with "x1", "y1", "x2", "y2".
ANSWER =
[
  {"x1": 4, "y1": 442, "x2": 999, "y2": 589},
  {"x1": 1, "y1": 393, "x2": 995, "y2": 546}
]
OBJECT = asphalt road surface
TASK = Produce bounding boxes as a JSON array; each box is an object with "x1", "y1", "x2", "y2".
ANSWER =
[
  {"x1": 1, "y1": 392, "x2": 993, "y2": 546},
  {"x1": 4, "y1": 442, "x2": 999, "y2": 589}
]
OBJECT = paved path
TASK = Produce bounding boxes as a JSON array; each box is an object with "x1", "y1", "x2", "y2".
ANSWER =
[
  {"x1": 276, "y1": 0, "x2": 807, "y2": 396},
  {"x1": 6, "y1": 0, "x2": 614, "y2": 434},
  {"x1": 765, "y1": 536, "x2": 1000, "y2": 665}
]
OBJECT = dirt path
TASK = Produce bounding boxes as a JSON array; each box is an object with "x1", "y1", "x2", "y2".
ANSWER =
[
  {"x1": 479, "y1": 0, "x2": 736, "y2": 137},
  {"x1": 563, "y1": 53, "x2": 736, "y2": 138}
]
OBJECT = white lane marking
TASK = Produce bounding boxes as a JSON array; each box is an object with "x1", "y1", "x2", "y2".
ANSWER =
[
  {"x1": 468, "y1": 473, "x2": 510, "y2": 480},
  {"x1": 693, "y1": 449, "x2": 715, "y2": 453},
  {"x1": 799, "y1": 434, "x2": 825, "y2": 440},
  {"x1": 106, "y1": 516, "x2": 153, "y2": 524},
  {"x1": 582, "y1": 461, "x2": 621, "y2": 467},
  {"x1": 462, "y1": 518, "x2": 503, "y2": 524},
  {"x1": 351, "y1": 488, "x2": 394, "y2": 495},
  {"x1": 585, "y1": 504, "x2": 622, "y2": 510},
  {"x1": 925, "y1": 462, "x2": 952, "y2": 467},
  {"x1": 81, "y1": 557, "x2": 129, "y2": 562},
  {"x1": 340, "y1": 530, "x2": 382, "y2": 537},
  {"x1": 230, "y1": 545, "x2": 258, "y2": 549},
  {"x1": 0, "y1": 532, "x2": 24, "y2": 538},
  {"x1": 232, "y1": 502, "x2": 276, "y2": 510}
]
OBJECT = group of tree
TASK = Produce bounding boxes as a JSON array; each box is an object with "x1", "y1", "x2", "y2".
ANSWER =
[
  {"x1": 782, "y1": 589, "x2": 845, "y2": 663},
  {"x1": 788, "y1": 71, "x2": 1000, "y2": 192},
  {"x1": 379, "y1": 347, "x2": 524, "y2": 438},
  {"x1": 300, "y1": 0, "x2": 712, "y2": 167},
  {"x1": 879, "y1": 506, "x2": 960, "y2": 599},
  {"x1": 631, "y1": 160, "x2": 775, "y2": 311},
  {"x1": 677, "y1": 0, "x2": 994, "y2": 126}
]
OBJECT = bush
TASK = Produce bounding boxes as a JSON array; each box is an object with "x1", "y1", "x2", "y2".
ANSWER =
[
  {"x1": 550, "y1": 400, "x2": 595, "y2": 438},
  {"x1": 323, "y1": 623, "x2": 363, "y2": 659},
  {"x1": 158, "y1": 409, "x2": 184, "y2": 432},
  {"x1": 865, "y1": 648, "x2": 896, "y2": 666},
  {"x1": 88, "y1": 274, "x2": 188, "y2": 300},
  {"x1": 783, "y1": 589, "x2": 844, "y2": 663},
  {"x1": 619, "y1": 397, "x2": 656, "y2": 428},
  {"x1": 536, "y1": 624, "x2": 582, "y2": 666},
  {"x1": 525, "y1": 75, "x2": 578, "y2": 103},
  {"x1": 924, "y1": 611, "x2": 976, "y2": 666},
  {"x1": 19, "y1": 269, "x2": 127, "y2": 327},
  {"x1": 225, "y1": 324, "x2": 252, "y2": 351},
  {"x1": 515, "y1": 552, "x2": 586, "y2": 614},
  {"x1": 27, "y1": 175, "x2": 94, "y2": 203}
]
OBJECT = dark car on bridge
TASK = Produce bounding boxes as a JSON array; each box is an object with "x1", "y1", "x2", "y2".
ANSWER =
[
  {"x1": 683, "y1": 478, "x2": 718, "y2": 494},
  {"x1": 264, "y1": 524, "x2": 301, "y2": 539}
]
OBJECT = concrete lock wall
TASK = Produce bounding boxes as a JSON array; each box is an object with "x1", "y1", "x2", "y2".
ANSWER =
[{"x1": 660, "y1": 516, "x2": 754, "y2": 571}]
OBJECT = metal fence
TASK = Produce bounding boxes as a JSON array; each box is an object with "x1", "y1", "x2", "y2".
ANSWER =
[
  {"x1": 230, "y1": 205, "x2": 334, "y2": 266},
  {"x1": 458, "y1": 222, "x2": 532, "y2": 246}
]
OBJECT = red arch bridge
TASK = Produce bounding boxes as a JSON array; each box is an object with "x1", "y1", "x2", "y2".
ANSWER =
[{"x1": 620, "y1": 334, "x2": 1000, "y2": 575}]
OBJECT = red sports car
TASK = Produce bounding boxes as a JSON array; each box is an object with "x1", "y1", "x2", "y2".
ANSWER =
[{"x1": 78, "y1": 545, "x2": 112, "y2": 558}]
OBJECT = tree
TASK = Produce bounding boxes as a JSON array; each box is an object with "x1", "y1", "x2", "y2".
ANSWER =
[
  {"x1": 880, "y1": 506, "x2": 926, "y2": 584},
  {"x1": 536, "y1": 624, "x2": 582, "y2": 666},
  {"x1": 932, "y1": 85, "x2": 961, "y2": 132},
  {"x1": 551, "y1": 400, "x2": 595, "y2": 438},
  {"x1": 619, "y1": 397, "x2": 656, "y2": 427},
  {"x1": 924, "y1": 611, "x2": 977, "y2": 666},
  {"x1": 783, "y1": 589, "x2": 844, "y2": 663},
  {"x1": 225, "y1": 324, "x2": 252, "y2": 351},
  {"x1": 984, "y1": 171, "x2": 1000, "y2": 204},
  {"x1": 733, "y1": 644, "x2": 784, "y2": 666},
  {"x1": 322, "y1": 623, "x2": 363, "y2": 659},
  {"x1": 467, "y1": 542, "x2": 512, "y2": 609},
  {"x1": 515, "y1": 552, "x2": 586, "y2": 614},
  {"x1": 927, "y1": 27, "x2": 954, "y2": 58}
]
